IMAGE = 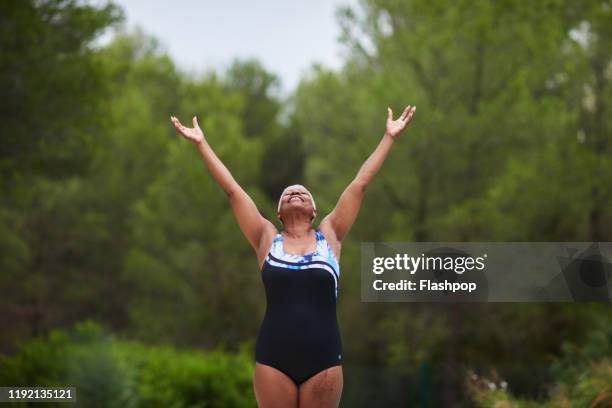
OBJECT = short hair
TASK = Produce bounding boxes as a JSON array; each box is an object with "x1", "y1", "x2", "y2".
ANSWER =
[{"x1": 277, "y1": 184, "x2": 316, "y2": 213}]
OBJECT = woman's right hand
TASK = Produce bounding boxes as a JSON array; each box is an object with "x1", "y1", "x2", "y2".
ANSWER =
[{"x1": 171, "y1": 115, "x2": 205, "y2": 146}]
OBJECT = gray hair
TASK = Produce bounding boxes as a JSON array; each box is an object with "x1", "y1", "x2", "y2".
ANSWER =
[{"x1": 277, "y1": 184, "x2": 316, "y2": 213}]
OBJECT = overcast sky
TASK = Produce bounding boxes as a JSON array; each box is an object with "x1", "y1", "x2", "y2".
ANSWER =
[{"x1": 109, "y1": 0, "x2": 360, "y2": 94}]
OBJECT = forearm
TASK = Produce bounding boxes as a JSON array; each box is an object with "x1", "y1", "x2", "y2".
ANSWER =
[
  {"x1": 354, "y1": 132, "x2": 395, "y2": 189},
  {"x1": 195, "y1": 139, "x2": 241, "y2": 196}
]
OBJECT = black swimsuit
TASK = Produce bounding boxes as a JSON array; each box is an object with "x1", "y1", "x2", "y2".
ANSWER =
[{"x1": 255, "y1": 229, "x2": 342, "y2": 385}]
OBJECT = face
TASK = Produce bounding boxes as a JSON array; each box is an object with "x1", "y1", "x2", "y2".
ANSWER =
[{"x1": 277, "y1": 184, "x2": 316, "y2": 222}]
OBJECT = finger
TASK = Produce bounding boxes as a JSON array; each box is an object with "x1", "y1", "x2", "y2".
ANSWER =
[
  {"x1": 400, "y1": 105, "x2": 411, "y2": 120},
  {"x1": 405, "y1": 107, "x2": 416, "y2": 123},
  {"x1": 402, "y1": 106, "x2": 416, "y2": 122},
  {"x1": 387, "y1": 106, "x2": 393, "y2": 122},
  {"x1": 192, "y1": 116, "x2": 199, "y2": 128},
  {"x1": 409, "y1": 106, "x2": 416, "y2": 118},
  {"x1": 174, "y1": 120, "x2": 188, "y2": 134}
]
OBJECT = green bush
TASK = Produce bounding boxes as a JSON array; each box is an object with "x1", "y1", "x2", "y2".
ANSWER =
[
  {"x1": 117, "y1": 342, "x2": 255, "y2": 408},
  {"x1": 467, "y1": 322, "x2": 612, "y2": 408},
  {"x1": 0, "y1": 320, "x2": 255, "y2": 408}
]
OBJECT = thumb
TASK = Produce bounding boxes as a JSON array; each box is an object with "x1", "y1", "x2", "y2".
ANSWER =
[
  {"x1": 387, "y1": 106, "x2": 393, "y2": 122},
  {"x1": 192, "y1": 116, "x2": 199, "y2": 128}
]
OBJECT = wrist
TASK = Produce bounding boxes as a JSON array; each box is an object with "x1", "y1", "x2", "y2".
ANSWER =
[{"x1": 384, "y1": 131, "x2": 395, "y2": 140}]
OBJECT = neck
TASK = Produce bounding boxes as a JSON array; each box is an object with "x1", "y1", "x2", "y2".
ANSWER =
[{"x1": 281, "y1": 215, "x2": 313, "y2": 238}]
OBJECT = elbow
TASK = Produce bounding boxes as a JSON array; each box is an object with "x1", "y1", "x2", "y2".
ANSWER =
[
  {"x1": 225, "y1": 187, "x2": 239, "y2": 199},
  {"x1": 352, "y1": 178, "x2": 368, "y2": 193}
]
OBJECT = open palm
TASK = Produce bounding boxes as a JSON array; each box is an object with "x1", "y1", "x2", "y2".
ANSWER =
[
  {"x1": 171, "y1": 115, "x2": 204, "y2": 145},
  {"x1": 386, "y1": 105, "x2": 416, "y2": 138}
]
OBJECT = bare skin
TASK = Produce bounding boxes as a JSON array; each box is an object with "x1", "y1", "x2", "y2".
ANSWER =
[{"x1": 171, "y1": 105, "x2": 416, "y2": 407}]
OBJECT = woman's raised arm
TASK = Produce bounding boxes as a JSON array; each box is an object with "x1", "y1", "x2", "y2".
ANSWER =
[
  {"x1": 319, "y1": 105, "x2": 416, "y2": 244},
  {"x1": 171, "y1": 115, "x2": 276, "y2": 253}
]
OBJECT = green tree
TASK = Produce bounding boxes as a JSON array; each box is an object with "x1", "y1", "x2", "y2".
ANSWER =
[
  {"x1": 290, "y1": 0, "x2": 611, "y2": 405},
  {"x1": 223, "y1": 59, "x2": 305, "y2": 201},
  {"x1": 0, "y1": 0, "x2": 122, "y2": 350},
  {"x1": 0, "y1": 0, "x2": 122, "y2": 184}
]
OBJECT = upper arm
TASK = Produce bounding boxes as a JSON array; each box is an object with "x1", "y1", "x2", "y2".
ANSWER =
[
  {"x1": 320, "y1": 179, "x2": 365, "y2": 243},
  {"x1": 227, "y1": 187, "x2": 277, "y2": 254}
]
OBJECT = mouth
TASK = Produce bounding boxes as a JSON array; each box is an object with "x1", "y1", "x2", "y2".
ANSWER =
[{"x1": 289, "y1": 196, "x2": 304, "y2": 202}]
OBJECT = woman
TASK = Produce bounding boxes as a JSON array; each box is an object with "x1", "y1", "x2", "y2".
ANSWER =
[{"x1": 171, "y1": 104, "x2": 416, "y2": 408}]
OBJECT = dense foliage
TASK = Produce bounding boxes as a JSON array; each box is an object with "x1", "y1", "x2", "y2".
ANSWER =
[{"x1": 1, "y1": 0, "x2": 610, "y2": 406}]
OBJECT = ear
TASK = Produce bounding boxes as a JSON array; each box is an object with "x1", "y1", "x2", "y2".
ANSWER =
[
  {"x1": 311, "y1": 209, "x2": 317, "y2": 221},
  {"x1": 277, "y1": 213, "x2": 283, "y2": 224}
]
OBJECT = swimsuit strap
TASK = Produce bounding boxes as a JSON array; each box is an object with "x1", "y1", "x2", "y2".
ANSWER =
[
  {"x1": 315, "y1": 229, "x2": 340, "y2": 277},
  {"x1": 268, "y1": 229, "x2": 340, "y2": 277}
]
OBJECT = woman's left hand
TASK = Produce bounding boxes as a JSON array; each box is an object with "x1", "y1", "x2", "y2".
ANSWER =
[{"x1": 385, "y1": 105, "x2": 416, "y2": 138}]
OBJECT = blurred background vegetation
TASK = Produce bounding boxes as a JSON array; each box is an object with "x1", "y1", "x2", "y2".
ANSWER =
[{"x1": 1, "y1": 0, "x2": 611, "y2": 406}]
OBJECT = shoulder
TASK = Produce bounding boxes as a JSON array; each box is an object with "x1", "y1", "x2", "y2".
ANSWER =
[
  {"x1": 257, "y1": 220, "x2": 278, "y2": 266},
  {"x1": 260, "y1": 220, "x2": 278, "y2": 247},
  {"x1": 318, "y1": 217, "x2": 341, "y2": 261}
]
